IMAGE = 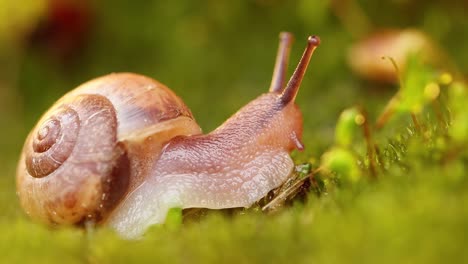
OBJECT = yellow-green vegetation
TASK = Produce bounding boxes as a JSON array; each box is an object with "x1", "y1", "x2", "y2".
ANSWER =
[{"x1": 1, "y1": 1, "x2": 467, "y2": 263}]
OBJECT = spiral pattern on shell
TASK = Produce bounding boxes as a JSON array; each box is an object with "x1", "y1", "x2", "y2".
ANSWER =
[
  {"x1": 26, "y1": 107, "x2": 79, "y2": 178},
  {"x1": 17, "y1": 73, "x2": 203, "y2": 227},
  {"x1": 17, "y1": 94, "x2": 130, "y2": 224}
]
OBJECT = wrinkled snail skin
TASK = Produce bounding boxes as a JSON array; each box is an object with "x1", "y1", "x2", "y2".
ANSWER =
[
  {"x1": 16, "y1": 33, "x2": 320, "y2": 238},
  {"x1": 106, "y1": 94, "x2": 303, "y2": 238}
]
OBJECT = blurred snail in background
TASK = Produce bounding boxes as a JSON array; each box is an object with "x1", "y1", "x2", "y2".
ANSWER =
[
  {"x1": 347, "y1": 28, "x2": 441, "y2": 83},
  {"x1": 16, "y1": 32, "x2": 320, "y2": 239}
]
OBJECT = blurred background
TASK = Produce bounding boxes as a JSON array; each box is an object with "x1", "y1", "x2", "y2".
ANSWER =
[
  {"x1": 1, "y1": 0, "x2": 468, "y2": 262},
  {"x1": 1, "y1": 0, "x2": 467, "y2": 160},
  {"x1": 1, "y1": 0, "x2": 468, "y2": 231},
  {"x1": 1, "y1": 0, "x2": 468, "y2": 208}
]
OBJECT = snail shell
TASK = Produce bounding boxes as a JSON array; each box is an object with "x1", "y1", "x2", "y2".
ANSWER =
[{"x1": 17, "y1": 73, "x2": 202, "y2": 224}]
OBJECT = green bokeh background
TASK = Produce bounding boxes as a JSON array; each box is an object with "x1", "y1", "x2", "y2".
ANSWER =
[{"x1": 1, "y1": 1, "x2": 467, "y2": 263}]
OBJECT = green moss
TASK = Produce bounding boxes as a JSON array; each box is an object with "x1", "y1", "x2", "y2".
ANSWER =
[{"x1": 2, "y1": 162, "x2": 467, "y2": 263}]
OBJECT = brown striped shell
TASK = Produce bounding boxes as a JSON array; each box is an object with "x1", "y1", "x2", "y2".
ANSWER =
[{"x1": 16, "y1": 73, "x2": 202, "y2": 225}]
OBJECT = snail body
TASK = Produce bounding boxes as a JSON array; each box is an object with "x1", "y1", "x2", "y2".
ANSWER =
[{"x1": 17, "y1": 33, "x2": 320, "y2": 238}]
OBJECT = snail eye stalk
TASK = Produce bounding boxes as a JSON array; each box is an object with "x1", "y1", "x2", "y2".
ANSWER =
[
  {"x1": 280, "y1": 35, "x2": 320, "y2": 104},
  {"x1": 269, "y1": 32, "x2": 294, "y2": 93}
]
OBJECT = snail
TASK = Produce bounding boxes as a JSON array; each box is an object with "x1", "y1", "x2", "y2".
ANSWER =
[
  {"x1": 347, "y1": 29, "x2": 439, "y2": 83},
  {"x1": 16, "y1": 32, "x2": 320, "y2": 239}
]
